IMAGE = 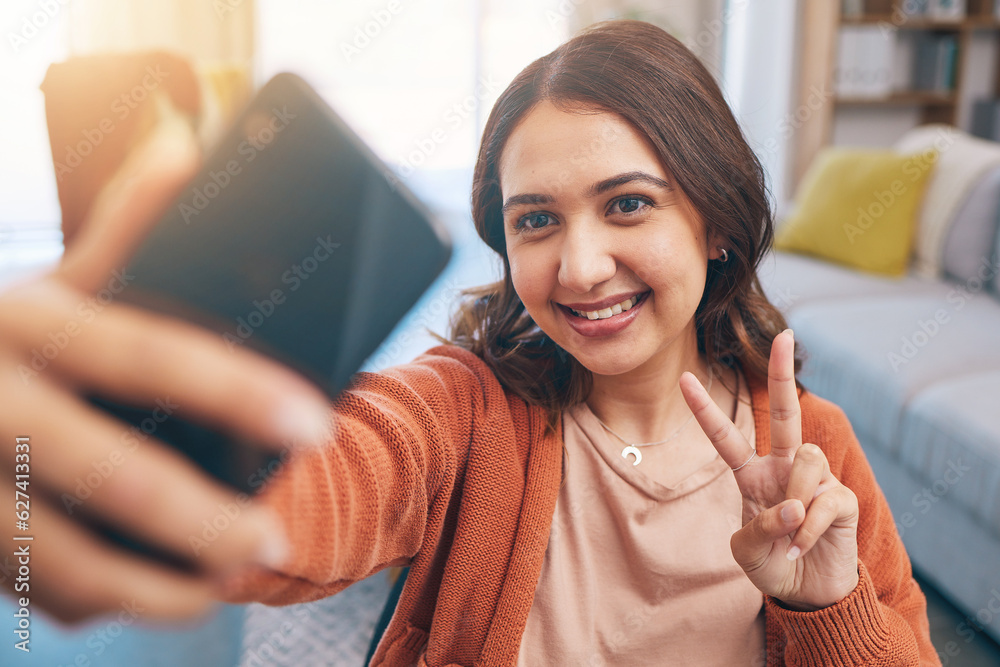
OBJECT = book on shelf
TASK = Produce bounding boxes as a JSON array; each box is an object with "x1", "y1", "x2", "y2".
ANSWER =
[
  {"x1": 841, "y1": 0, "x2": 864, "y2": 18},
  {"x1": 928, "y1": 0, "x2": 966, "y2": 20},
  {"x1": 971, "y1": 99, "x2": 1000, "y2": 140},
  {"x1": 911, "y1": 32, "x2": 957, "y2": 93},
  {"x1": 903, "y1": 0, "x2": 931, "y2": 19},
  {"x1": 835, "y1": 25, "x2": 894, "y2": 98},
  {"x1": 901, "y1": 0, "x2": 966, "y2": 20}
]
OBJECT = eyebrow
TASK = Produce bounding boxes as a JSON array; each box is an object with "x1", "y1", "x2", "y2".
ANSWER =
[
  {"x1": 500, "y1": 171, "x2": 672, "y2": 215},
  {"x1": 588, "y1": 171, "x2": 672, "y2": 196},
  {"x1": 500, "y1": 193, "x2": 553, "y2": 215}
]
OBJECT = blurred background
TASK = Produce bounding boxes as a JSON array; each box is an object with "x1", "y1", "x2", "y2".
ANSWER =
[{"x1": 2, "y1": 0, "x2": 1000, "y2": 665}]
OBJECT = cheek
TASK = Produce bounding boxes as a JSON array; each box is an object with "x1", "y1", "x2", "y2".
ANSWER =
[
  {"x1": 630, "y1": 237, "x2": 706, "y2": 301},
  {"x1": 509, "y1": 249, "x2": 548, "y2": 296},
  {"x1": 507, "y1": 253, "x2": 538, "y2": 308}
]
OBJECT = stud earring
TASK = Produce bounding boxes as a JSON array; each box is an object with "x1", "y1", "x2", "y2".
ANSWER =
[{"x1": 718, "y1": 248, "x2": 729, "y2": 263}]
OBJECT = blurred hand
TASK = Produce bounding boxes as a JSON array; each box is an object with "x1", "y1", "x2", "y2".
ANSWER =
[
  {"x1": 0, "y1": 117, "x2": 331, "y2": 623},
  {"x1": 680, "y1": 329, "x2": 860, "y2": 611}
]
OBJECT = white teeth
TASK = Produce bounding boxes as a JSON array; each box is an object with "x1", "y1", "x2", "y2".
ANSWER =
[{"x1": 571, "y1": 294, "x2": 641, "y2": 320}]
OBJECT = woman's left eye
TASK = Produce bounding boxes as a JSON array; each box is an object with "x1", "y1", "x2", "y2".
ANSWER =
[{"x1": 611, "y1": 197, "x2": 651, "y2": 215}]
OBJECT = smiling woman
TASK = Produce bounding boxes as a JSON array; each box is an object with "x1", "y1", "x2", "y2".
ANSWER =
[{"x1": 407, "y1": 18, "x2": 942, "y2": 666}]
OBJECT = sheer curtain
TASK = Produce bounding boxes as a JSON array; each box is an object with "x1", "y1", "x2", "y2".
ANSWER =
[
  {"x1": 721, "y1": 0, "x2": 800, "y2": 209},
  {"x1": 66, "y1": 0, "x2": 254, "y2": 63}
]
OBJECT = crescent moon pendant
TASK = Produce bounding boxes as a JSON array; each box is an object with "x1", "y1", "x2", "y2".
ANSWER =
[{"x1": 621, "y1": 445, "x2": 642, "y2": 466}]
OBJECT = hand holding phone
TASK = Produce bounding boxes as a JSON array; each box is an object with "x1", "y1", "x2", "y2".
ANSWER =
[{"x1": 0, "y1": 119, "x2": 325, "y2": 623}]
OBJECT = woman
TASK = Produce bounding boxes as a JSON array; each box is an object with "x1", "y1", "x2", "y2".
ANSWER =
[{"x1": 0, "y1": 19, "x2": 936, "y2": 666}]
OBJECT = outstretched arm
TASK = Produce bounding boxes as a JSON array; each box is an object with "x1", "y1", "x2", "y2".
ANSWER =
[{"x1": 218, "y1": 347, "x2": 484, "y2": 606}]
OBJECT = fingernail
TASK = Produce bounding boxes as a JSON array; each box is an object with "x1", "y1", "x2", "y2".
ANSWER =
[
  {"x1": 273, "y1": 397, "x2": 332, "y2": 447},
  {"x1": 784, "y1": 328, "x2": 794, "y2": 340},
  {"x1": 781, "y1": 501, "x2": 802, "y2": 523},
  {"x1": 252, "y1": 510, "x2": 290, "y2": 569},
  {"x1": 786, "y1": 545, "x2": 801, "y2": 561}
]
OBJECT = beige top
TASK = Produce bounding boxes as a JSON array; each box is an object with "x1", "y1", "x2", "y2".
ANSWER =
[{"x1": 516, "y1": 369, "x2": 764, "y2": 666}]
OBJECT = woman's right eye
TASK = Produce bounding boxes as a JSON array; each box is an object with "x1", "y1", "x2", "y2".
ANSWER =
[{"x1": 516, "y1": 212, "x2": 552, "y2": 232}]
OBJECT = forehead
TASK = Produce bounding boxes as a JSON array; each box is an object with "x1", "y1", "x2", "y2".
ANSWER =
[{"x1": 498, "y1": 100, "x2": 667, "y2": 193}]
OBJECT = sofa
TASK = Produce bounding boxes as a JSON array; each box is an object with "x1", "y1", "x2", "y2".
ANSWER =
[{"x1": 758, "y1": 124, "x2": 1000, "y2": 644}]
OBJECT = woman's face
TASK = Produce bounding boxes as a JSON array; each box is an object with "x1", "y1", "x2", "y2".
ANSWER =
[{"x1": 499, "y1": 100, "x2": 722, "y2": 377}]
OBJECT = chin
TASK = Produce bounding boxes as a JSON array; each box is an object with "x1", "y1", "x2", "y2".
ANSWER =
[{"x1": 564, "y1": 349, "x2": 645, "y2": 377}]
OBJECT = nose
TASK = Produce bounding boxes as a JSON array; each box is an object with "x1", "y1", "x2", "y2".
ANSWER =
[{"x1": 557, "y1": 217, "x2": 617, "y2": 295}]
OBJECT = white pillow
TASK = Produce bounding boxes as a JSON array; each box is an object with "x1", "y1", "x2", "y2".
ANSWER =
[{"x1": 895, "y1": 124, "x2": 1000, "y2": 278}]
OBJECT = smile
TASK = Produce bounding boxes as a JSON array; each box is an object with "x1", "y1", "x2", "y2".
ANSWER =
[
  {"x1": 558, "y1": 290, "x2": 651, "y2": 338},
  {"x1": 570, "y1": 294, "x2": 641, "y2": 320}
]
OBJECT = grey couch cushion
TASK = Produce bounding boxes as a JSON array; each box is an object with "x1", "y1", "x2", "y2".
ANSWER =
[
  {"x1": 942, "y1": 165, "x2": 1000, "y2": 286},
  {"x1": 995, "y1": 213, "x2": 1000, "y2": 295},
  {"x1": 787, "y1": 288, "x2": 1000, "y2": 453},
  {"x1": 758, "y1": 251, "x2": 939, "y2": 314},
  {"x1": 898, "y1": 371, "x2": 1000, "y2": 538}
]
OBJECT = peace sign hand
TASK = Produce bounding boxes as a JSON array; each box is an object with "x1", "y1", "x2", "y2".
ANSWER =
[{"x1": 679, "y1": 330, "x2": 860, "y2": 611}]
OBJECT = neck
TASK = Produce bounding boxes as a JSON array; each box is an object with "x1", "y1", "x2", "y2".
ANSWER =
[{"x1": 585, "y1": 325, "x2": 709, "y2": 444}]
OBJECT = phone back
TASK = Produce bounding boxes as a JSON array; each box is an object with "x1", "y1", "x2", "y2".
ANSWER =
[{"x1": 87, "y1": 74, "x2": 452, "y2": 564}]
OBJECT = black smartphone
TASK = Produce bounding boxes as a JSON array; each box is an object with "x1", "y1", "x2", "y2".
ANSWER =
[{"x1": 85, "y1": 73, "x2": 452, "y2": 565}]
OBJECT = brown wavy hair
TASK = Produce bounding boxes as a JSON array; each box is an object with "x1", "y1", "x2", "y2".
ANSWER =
[{"x1": 431, "y1": 19, "x2": 797, "y2": 435}]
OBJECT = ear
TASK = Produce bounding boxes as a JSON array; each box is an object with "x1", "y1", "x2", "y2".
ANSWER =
[{"x1": 707, "y1": 233, "x2": 727, "y2": 261}]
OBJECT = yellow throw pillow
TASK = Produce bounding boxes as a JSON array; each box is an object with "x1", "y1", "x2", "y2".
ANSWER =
[{"x1": 775, "y1": 147, "x2": 938, "y2": 276}]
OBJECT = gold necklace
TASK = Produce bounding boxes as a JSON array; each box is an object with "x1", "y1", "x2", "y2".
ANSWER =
[{"x1": 592, "y1": 368, "x2": 714, "y2": 466}]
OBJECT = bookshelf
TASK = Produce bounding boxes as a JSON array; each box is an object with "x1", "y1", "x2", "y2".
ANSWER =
[{"x1": 790, "y1": 0, "x2": 1000, "y2": 193}]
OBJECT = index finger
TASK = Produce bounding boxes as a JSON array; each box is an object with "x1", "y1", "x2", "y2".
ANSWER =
[
  {"x1": 768, "y1": 328, "x2": 801, "y2": 457},
  {"x1": 679, "y1": 371, "x2": 755, "y2": 471},
  {"x1": 0, "y1": 280, "x2": 332, "y2": 450}
]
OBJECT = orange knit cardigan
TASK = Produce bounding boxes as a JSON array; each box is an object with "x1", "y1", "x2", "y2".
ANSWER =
[{"x1": 225, "y1": 344, "x2": 940, "y2": 666}]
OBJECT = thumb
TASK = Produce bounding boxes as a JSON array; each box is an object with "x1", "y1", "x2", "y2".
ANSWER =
[
  {"x1": 731, "y1": 499, "x2": 804, "y2": 571},
  {"x1": 57, "y1": 105, "x2": 200, "y2": 294}
]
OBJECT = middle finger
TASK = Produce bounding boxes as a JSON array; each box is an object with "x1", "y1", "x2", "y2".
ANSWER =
[
  {"x1": 0, "y1": 370, "x2": 286, "y2": 573},
  {"x1": 768, "y1": 329, "x2": 801, "y2": 457}
]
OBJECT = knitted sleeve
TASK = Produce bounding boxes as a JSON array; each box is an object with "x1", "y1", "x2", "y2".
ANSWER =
[
  {"x1": 764, "y1": 396, "x2": 941, "y2": 666},
  {"x1": 218, "y1": 345, "x2": 486, "y2": 606}
]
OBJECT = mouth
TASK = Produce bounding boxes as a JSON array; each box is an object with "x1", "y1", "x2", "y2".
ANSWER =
[
  {"x1": 557, "y1": 290, "x2": 651, "y2": 338},
  {"x1": 560, "y1": 290, "x2": 651, "y2": 320}
]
